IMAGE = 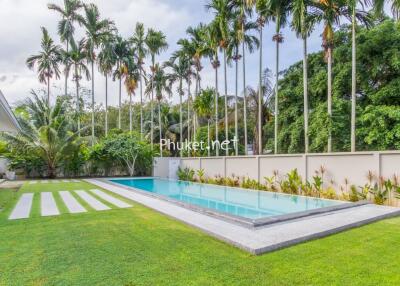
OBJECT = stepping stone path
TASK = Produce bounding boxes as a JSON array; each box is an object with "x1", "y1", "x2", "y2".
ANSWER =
[
  {"x1": 28, "y1": 179, "x2": 80, "y2": 184},
  {"x1": 75, "y1": 190, "x2": 110, "y2": 211},
  {"x1": 9, "y1": 189, "x2": 131, "y2": 220},
  {"x1": 90, "y1": 189, "x2": 131, "y2": 208},
  {"x1": 60, "y1": 191, "x2": 86, "y2": 214},
  {"x1": 9, "y1": 193, "x2": 34, "y2": 220},
  {"x1": 41, "y1": 192, "x2": 60, "y2": 217}
]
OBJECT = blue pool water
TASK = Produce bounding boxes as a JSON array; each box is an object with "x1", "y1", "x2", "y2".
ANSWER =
[{"x1": 110, "y1": 178, "x2": 345, "y2": 220}]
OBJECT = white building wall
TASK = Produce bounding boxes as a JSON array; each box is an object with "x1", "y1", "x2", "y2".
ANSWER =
[{"x1": 154, "y1": 151, "x2": 400, "y2": 189}]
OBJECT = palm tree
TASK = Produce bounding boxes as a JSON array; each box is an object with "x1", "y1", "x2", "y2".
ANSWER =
[
  {"x1": 228, "y1": 11, "x2": 259, "y2": 156},
  {"x1": 27, "y1": 27, "x2": 62, "y2": 103},
  {"x1": 113, "y1": 36, "x2": 130, "y2": 129},
  {"x1": 172, "y1": 38, "x2": 197, "y2": 149},
  {"x1": 48, "y1": 0, "x2": 83, "y2": 97},
  {"x1": 202, "y1": 21, "x2": 221, "y2": 156},
  {"x1": 193, "y1": 88, "x2": 216, "y2": 157},
  {"x1": 165, "y1": 58, "x2": 191, "y2": 157},
  {"x1": 373, "y1": 0, "x2": 400, "y2": 20},
  {"x1": 247, "y1": 68, "x2": 274, "y2": 154},
  {"x1": 146, "y1": 63, "x2": 171, "y2": 156},
  {"x1": 292, "y1": 0, "x2": 318, "y2": 153},
  {"x1": 63, "y1": 38, "x2": 90, "y2": 135},
  {"x1": 130, "y1": 23, "x2": 148, "y2": 141},
  {"x1": 98, "y1": 34, "x2": 116, "y2": 137},
  {"x1": 266, "y1": 0, "x2": 291, "y2": 154},
  {"x1": 2, "y1": 93, "x2": 84, "y2": 178},
  {"x1": 185, "y1": 24, "x2": 207, "y2": 141},
  {"x1": 254, "y1": 1, "x2": 270, "y2": 155},
  {"x1": 81, "y1": 3, "x2": 113, "y2": 144},
  {"x1": 313, "y1": 0, "x2": 369, "y2": 152},
  {"x1": 206, "y1": 0, "x2": 235, "y2": 155},
  {"x1": 123, "y1": 55, "x2": 141, "y2": 133},
  {"x1": 344, "y1": 0, "x2": 372, "y2": 152},
  {"x1": 235, "y1": 0, "x2": 259, "y2": 155},
  {"x1": 145, "y1": 29, "x2": 168, "y2": 150}
]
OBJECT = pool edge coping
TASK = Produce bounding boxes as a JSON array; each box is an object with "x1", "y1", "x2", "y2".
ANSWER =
[{"x1": 96, "y1": 177, "x2": 369, "y2": 229}]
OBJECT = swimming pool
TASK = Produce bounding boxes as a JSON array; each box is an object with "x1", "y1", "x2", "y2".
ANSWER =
[{"x1": 109, "y1": 178, "x2": 349, "y2": 224}]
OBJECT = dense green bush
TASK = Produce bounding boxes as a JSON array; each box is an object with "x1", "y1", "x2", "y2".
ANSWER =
[{"x1": 89, "y1": 132, "x2": 154, "y2": 176}]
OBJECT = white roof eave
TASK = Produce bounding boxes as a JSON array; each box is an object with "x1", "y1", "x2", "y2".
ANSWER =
[{"x1": 0, "y1": 90, "x2": 20, "y2": 132}]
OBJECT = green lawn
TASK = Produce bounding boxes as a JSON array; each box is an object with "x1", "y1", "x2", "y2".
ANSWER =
[{"x1": 1, "y1": 181, "x2": 400, "y2": 286}]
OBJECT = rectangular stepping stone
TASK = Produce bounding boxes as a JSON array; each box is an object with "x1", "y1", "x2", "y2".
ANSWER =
[
  {"x1": 41, "y1": 192, "x2": 60, "y2": 217},
  {"x1": 71, "y1": 179, "x2": 80, "y2": 183},
  {"x1": 62, "y1": 179, "x2": 71, "y2": 183},
  {"x1": 75, "y1": 190, "x2": 110, "y2": 211},
  {"x1": 41, "y1": 180, "x2": 49, "y2": 184},
  {"x1": 90, "y1": 189, "x2": 132, "y2": 208},
  {"x1": 60, "y1": 191, "x2": 86, "y2": 213},
  {"x1": 28, "y1": 181, "x2": 37, "y2": 185},
  {"x1": 9, "y1": 193, "x2": 34, "y2": 220},
  {"x1": 52, "y1": 180, "x2": 60, "y2": 183}
]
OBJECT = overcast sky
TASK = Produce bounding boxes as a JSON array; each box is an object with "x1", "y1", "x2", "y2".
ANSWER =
[{"x1": 0, "y1": 0, "x2": 349, "y2": 106}]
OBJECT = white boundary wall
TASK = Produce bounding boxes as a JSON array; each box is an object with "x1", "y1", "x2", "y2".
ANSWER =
[
  {"x1": 154, "y1": 151, "x2": 400, "y2": 188},
  {"x1": 0, "y1": 157, "x2": 8, "y2": 175}
]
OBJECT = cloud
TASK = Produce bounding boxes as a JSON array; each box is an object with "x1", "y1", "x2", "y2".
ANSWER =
[
  {"x1": 0, "y1": 0, "x2": 200, "y2": 105},
  {"x1": 2, "y1": 0, "x2": 365, "y2": 106}
]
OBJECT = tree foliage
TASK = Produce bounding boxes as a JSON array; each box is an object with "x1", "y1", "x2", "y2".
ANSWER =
[{"x1": 273, "y1": 19, "x2": 400, "y2": 153}]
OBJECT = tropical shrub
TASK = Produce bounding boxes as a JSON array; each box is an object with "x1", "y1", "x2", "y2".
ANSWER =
[
  {"x1": 177, "y1": 167, "x2": 195, "y2": 181},
  {"x1": 369, "y1": 183, "x2": 388, "y2": 205},
  {"x1": 197, "y1": 169, "x2": 206, "y2": 183},
  {"x1": 92, "y1": 132, "x2": 153, "y2": 176},
  {"x1": 1, "y1": 93, "x2": 83, "y2": 178},
  {"x1": 279, "y1": 169, "x2": 302, "y2": 194}
]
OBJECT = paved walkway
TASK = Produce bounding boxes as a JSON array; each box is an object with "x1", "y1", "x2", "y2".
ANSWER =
[
  {"x1": 41, "y1": 192, "x2": 60, "y2": 217},
  {"x1": 9, "y1": 193, "x2": 33, "y2": 220},
  {"x1": 75, "y1": 190, "x2": 110, "y2": 211},
  {"x1": 60, "y1": 191, "x2": 86, "y2": 214},
  {"x1": 87, "y1": 178, "x2": 400, "y2": 255},
  {"x1": 8, "y1": 189, "x2": 132, "y2": 220},
  {"x1": 28, "y1": 179, "x2": 81, "y2": 184},
  {"x1": 89, "y1": 189, "x2": 131, "y2": 208}
]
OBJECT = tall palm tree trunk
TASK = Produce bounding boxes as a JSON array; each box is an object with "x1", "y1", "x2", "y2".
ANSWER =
[
  {"x1": 129, "y1": 93, "x2": 132, "y2": 132},
  {"x1": 75, "y1": 66, "x2": 80, "y2": 136},
  {"x1": 193, "y1": 69, "x2": 199, "y2": 142},
  {"x1": 214, "y1": 52, "x2": 219, "y2": 157},
  {"x1": 105, "y1": 75, "x2": 108, "y2": 136},
  {"x1": 224, "y1": 49, "x2": 228, "y2": 156},
  {"x1": 139, "y1": 68, "x2": 144, "y2": 140},
  {"x1": 47, "y1": 75, "x2": 50, "y2": 104},
  {"x1": 327, "y1": 47, "x2": 332, "y2": 153},
  {"x1": 118, "y1": 62, "x2": 122, "y2": 129},
  {"x1": 303, "y1": 36, "x2": 309, "y2": 153},
  {"x1": 351, "y1": 10, "x2": 356, "y2": 152},
  {"x1": 187, "y1": 80, "x2": 191, "y2": 157},
  {"x1": 158, "y1": 101, "x2": 162, "y2": 157},
  {"x1": 179, "y1": 79, "x2": 183, "y2": 158},
  {"x1": 258, "y1": 26, "x2": 263, "y2": 155},
  {"x1": 234, "y1": 46, "x2": 239, "y2": 156},
  {"x1": 65, "y1": 41, "x2": 69, "y2": 97},
  {"x1": 242, "y1": 40, "x2": 248, "y2": 155},
  {"x1": 151, "y1": 57, "x2": 155, "y2": 150},
  {"x1": 274, "y1": 37, "x2": 279, "y2": 154},
  {"x1": 91, "y1": 61, "x2": 95, "y2": 145},
  {"x1": 207, "y1": 119, "x2": 211, "y2": 157}
]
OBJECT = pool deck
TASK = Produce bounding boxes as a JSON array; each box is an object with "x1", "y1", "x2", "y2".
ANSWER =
[{"x1": 86, "y1": 178, "x2": 400, "y2": 255}]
